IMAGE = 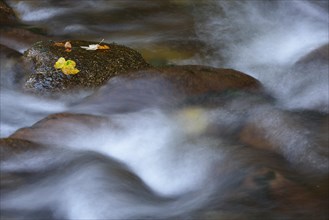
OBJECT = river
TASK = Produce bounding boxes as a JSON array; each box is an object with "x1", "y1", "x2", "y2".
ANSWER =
[{"x1": 0, "y1": 1, "x2": 328, "y2": 219}]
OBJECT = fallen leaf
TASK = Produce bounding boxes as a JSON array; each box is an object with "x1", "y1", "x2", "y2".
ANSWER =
[
  {"x1": 80, "y1": 39, "x2": 109, "y2": 50},
  {"x1": 80, "y1": 44, "x2": 99, "y2": 50},
  {"x1": 54, "y1": 57, "x2": 66, "y2": 69},
  {"x1": 64, "y1": 41, "x2": 72, "y2": 49},
  {"x1": 98, "y1": 45, "x2": 110, "y2": 50},
  {"x1": 54, "y1": 57, "x2": 80, "y2": 75},
  {"x1": 54, "y1": 42, "x2": 64, "y2": 47}
]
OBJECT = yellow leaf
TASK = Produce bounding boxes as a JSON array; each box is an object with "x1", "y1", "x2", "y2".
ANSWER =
[
  {"x1": 64, "y1": 60, "x2": 76, "y2": 68},
  {"x1": 54, "y1": 57, "x2": 66, "y2": 69},
  {"x1": 175, "y1": 107, "x2": 209, "y2": 136},
  {"x1": 54, "y1": 57, "x2": 80, "y2": 75},
  {"x1": 62, "y1": 66, "x2": 80, "y2": 75}
]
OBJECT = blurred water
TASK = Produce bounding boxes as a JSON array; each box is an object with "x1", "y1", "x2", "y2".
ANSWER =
[{"x1": 1, "y1": 0, "x2": 328, "y2": 219}]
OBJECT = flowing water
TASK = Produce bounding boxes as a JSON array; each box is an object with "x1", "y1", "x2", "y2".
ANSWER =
[{"x1": 0, "y1": 1, "x2": 328, "y2": 219}]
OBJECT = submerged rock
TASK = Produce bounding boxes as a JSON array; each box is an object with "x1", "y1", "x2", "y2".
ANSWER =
[
  {"x1": 73, "y1": 65, "x2": 262, "y2": 114},
  {"x1": 295, "y1": 43, "x2": 329, "y2": 66},
  {"x1": 0, "y1": 44, "x2": 24, "y2": 89},
  {"x1": 0, "y1": 138, "x2": 44, "y2": 160},
  {"x1": 0, "y1": 0, "x2": 18, "y2": 26},
  {"x1": 10, "y1": 113, "x2": 111, "y2": 145},
  {"x1": 121, "y1": 65, "x2": 262, "y2": 95},
  {"x1": 22, "y1": 40, "x2": 150, "y2": 95}
]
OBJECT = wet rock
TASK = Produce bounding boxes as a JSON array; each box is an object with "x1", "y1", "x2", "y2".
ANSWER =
[
  {"x1": 239, "y1": 108, "x2": 329, "y2": 174},
  {"x1": 0, "y1": 138, "x2": 44, "y2": 160},
  {"x1": 0, "y1": 44, "x2": 21, "y2": 59},
  {"x1": 0, "y1": 1, "x2": 49, "y2": 53},
  {"x1": 295, "y1": 43, "x2": 329, "y2": 66},
  {"x1": 0, "y1": 44, "x2": 24, "y2": 88},
  {"x1": 0, "y1": 28, "x2": 48, "y2": 53},
  {"x1": 122, "y1": 65, "x2": 262, "y2": 95},
  {"x1": 0, "y1": 0, "x2": 18, "y2": 26},
  {"x1": 283, "y1": 43, "x2": 329, "y2": 113},
  {"x1": 10, "y1": 113, "x2": 111, "y2": 146},
  {"x1": 21, "y1": 40, "x2": 150, "y2": 95},
  {"x1": 0, "y1": 138, "x2": 48, "y2": 191},
  {"x1": 74, "y1": 65, "x2": 262, "y2": 114},
  {"x1": 241, "y1": 167, "x2": 329, "y2": 220}
]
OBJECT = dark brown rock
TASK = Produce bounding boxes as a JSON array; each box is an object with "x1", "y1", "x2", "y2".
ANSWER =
[
  {"x1": 0, "y1": 44, "x2": 22, "y2": 59},
  {"x1": 239, "y1": 109, "x2": 329, "y2": 173},
  {"x1": 122, "y1": 65, "x2": 262, "y2": 95},
  {"x1": 10, "y1": 113, "x2": 112, "y2": 145},
  {"x1": 0, "y1": 28, "x2": 48, "y2": 53},
  {"x1": 0, "y1": 0, "x2": 18, "y2": 26},
  {"x1": 295, "y1": 43, "x2": 329, "y2": 65},
  {"x1": 73, "y1": 65, "x2": 263, "y2": 114},
  {"x1": 21, "y1": 40, "x2": 150, "y2": 95},
  {"x1": 0, "y1": 44, "x2": 24, "y2": 88},
  {"x1": 0, "y1": 138, "x2": 43, "y2": 160}
]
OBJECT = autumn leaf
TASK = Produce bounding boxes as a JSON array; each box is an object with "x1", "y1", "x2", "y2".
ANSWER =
[
  {"x1": 98, "y1": 45, "x2": 110, "y2": 49},
  {"x1": 54, "y1": 57, "x2": 66, "y2": 69},
  {"x1": 64, "y1": 41, "x2": 72, "y2": 49},
  {"x1": 175, "y1": 107, "x2": 209, "y2": 136},
  {"x1": 80, "y1": 39, "x2": 110, "y2": 50},
  {"x1": 54, "y1": 57, "x2": 80, "y2": 75},
  {"x1": 80, "y1": 44, "x2": 99, "y2": 50},
  {"x1": 54, "y1": 42, "x2": 64, "y2": 47},
  {"x1": 65, "y1": 41, "x2": 72, "y2": 52},
  {"x1": 54, "y1": 41, "x2": 72, "y2": 52}
]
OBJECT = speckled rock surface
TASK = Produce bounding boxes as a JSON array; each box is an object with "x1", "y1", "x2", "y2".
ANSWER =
[{"x1": 22, "y1": 40, "x2": 150, "y2": 95}]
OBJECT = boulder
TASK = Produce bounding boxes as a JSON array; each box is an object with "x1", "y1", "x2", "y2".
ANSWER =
[
  {"x1": 10, "y1": 113, "x2": 111, "y2": 146},
  {"x1": 295, "y1": 43, "x2": 329, "y2": 66},
  {"x1": 0, "y1": 0, "x2": 18, "y2": 26},
  {"x1": 73, "y1": 65, "x2": 262, "y2": 114},
  {"x1": 0, "y1": 44, "x2": 24, "y2": 88},
  {"x1": 239, "y1": 108, "x2": 329, "y2": 173},
  {"x1": 0, "y1": 28, "x2": 49, "y2": 53},
  {"x1": 0, "y1": 44, "x2": 21, "y2": 59},
  {"x1": 21, "y1": 40, "x2": 150, "y2": 95},
  {"x1": 121, "y1": 65, "x2": 262, "y2": 95},
  {"x1": 0, "y1": 138, "x2": 43, "y2": 160}
]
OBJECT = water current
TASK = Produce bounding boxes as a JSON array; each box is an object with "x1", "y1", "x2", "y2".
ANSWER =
[{"x1": 0, "y1": 1, "x2": 328, "y2": 219}]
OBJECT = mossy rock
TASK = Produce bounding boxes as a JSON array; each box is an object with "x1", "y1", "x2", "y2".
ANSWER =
[{"x1": 22, "y1": 40, "x2": 150, "y2": 95}]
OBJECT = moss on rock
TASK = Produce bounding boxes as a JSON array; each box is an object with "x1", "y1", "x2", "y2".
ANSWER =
[{"x1": 22, "y1": 40, "x2": 150, "y2": 95}]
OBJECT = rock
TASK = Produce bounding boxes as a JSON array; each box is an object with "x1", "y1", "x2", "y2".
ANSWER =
[
  {"x1": 0, "y1": 44, "x2": 24, "y2": 88},
  {"x1": 284, "y1": 43, "x2": 329, "y2": 113},
  {"x1": 0, "y1": 0, "x2": 18, "y2": 26},
  {"x1": 0, "y1": 138, "x2": 43, "y2": 160},
  {"x1": 21, "y1": 40, "x2": 150, "y2": 95},
  {"x1": 10, "y1": 113, "x2": 111, "y2": 146},
  {"x1": 0, "y1": 138, "x2": 48, "y2": 191},
  {"x1": 295, "y1": 43, "x2": 329, "y2": 66},
  {"x1": 73, "y1": 65, "x2": 262, "y2": 114},
  {"x1": 0, "y1": 44, "x2": 22, "y2": 59},
  {"x1": 0, "y1": 28, "x2": 48, "y2": 53},
  {"x1": 122, "y1": 65, "x2": 262, "y2": 95},
  {"x1": 239, "y1": 108, "x2": 329, "y2": 173}
]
